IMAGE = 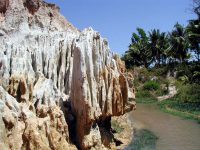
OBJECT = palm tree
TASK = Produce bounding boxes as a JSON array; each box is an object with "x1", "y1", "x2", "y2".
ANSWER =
[
  {"x1": 122, "y1": 28, "x2": 152, "y2": 68},
  {"x1": 149, "y1": 29, "x2": 169, "y2": 66},
  {"x1": 186, "y1": 19, "x2": 200, "y2": 62},
  {"x1": 159, "y1": 32, "x2": 170, "y2": 65},
  {"x1": 169, "y1": 23, "x2": 189, "y2": 63},
  {"x1": 193, "y1": 0, "x2": 200, "y2": 19},
  {"x1": 149, "y1": 29, "x2": 160, "y2": 66}
]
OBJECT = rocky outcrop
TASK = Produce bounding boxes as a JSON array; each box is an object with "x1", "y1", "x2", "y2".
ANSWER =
[
  {"x1": 0, "y1": 0, "x2": 9, "y2": 14},
  {"x1": 0, "y1": 0, "x2": 135, "y2": 149},
  {"x1": 71, "y1": 30, "x2": 136, "y2": 149}
]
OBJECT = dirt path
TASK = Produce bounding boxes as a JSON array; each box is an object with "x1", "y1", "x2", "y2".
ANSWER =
[{"x1": 157, "y1": 85, "x2": 177, "y2": 101}]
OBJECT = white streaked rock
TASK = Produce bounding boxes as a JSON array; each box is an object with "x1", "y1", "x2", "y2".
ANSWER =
[{"x1": 0, "y1": 0, "x2": 135, "y2": 149}]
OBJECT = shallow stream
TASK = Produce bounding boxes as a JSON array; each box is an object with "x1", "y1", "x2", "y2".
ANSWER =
[{"x1": 128, "y1": 104, "x2": 200, "y2": 150}]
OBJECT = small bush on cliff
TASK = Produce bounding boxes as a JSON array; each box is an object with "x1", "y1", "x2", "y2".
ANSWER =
[{"x1": 143, "y1": 81, "x2": 160, "y2": 91}]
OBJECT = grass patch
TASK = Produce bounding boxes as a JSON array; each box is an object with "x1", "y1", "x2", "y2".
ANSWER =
[
  {"x1": 111, "y1": 120, "x2": 124, "y2": 133},
  {"x1": 136, "y1": 90, "x2": 157, "y2": 104},
  {"x1": 126, "y1": 129, "x2": 158, "y2": 150},
  {"x1": 136, "y1": 97, "x2": 157, "y2": 104},
  {"x1": 158, "y1": 99, "x2": 200, "y2": 123}
]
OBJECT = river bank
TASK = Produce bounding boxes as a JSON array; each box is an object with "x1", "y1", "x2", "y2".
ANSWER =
[
  {"x1": 112, "y1": 112, "x2": 158, "y2": 150},
  {"x1": 136, "y1": 96, "x2": 200, "y2": 123},
  {"x1": 111, "y1": 114, "x2": 134, "y2": 149},
  {"x1": 127, "y1": 103, "x2": 200, "y2": 150},
  {"x1": 158, "y1": 99, "x2": 200, "y2": 123}
]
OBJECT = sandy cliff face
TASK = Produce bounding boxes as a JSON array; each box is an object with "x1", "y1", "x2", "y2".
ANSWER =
[{"x1": 0, "y1": 0, "x2": 135, "y2": 149}]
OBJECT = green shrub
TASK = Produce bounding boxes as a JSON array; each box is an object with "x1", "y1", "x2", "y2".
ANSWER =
[
  {"x1": 178, "y1": 75, "x2": 189, "y2": 84},
  {"x1": 155, "y1": 87, "x2": 168, "y2": 96},
  {"x1": 136, "y1": 90, "x2": 157, "y2": 103},
  {"x1": 143, "y1": 81, "x2": 160, "y2": 91},
  {"x1": 135, "y1": 67, "x2": 152, "y2": 83},
  {"x1": 136, "y1": 90, "x2": 152, "y2": 98},
  {"x1": 192, "y1": 71, "x2": 200, "y2": 84},
  {"x1": 153, "y1": 67, "x2": 168, "y2": 77},
  {"x1": 177, "y1": 84, "x2": 200, "y2": 103},
  {"x1": 176, "y1": 63, "x2": 200, "y2": 84}
]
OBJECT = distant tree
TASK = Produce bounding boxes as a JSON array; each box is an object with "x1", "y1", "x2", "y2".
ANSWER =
[
  {"x1": 193, "y1": 0, "x2": 200, "y2": 18},
  {"x1": 186, "y1": 19, "x2": 200, "y2": 62},
  {"x1": 169, "y1": 23, "x2": 189, "y2": 63},
  {"x1": 149, "y1": 29, "x2": 170, "y2": 66},
  {"x1": 159, "y1": 33, "x2": 170, "y2": 65},
  {"x1": 122, "y1": 28, "x2": 152, "y2": 68}
]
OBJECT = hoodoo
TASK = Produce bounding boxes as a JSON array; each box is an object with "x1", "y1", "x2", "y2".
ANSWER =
[{"x1": 0, "y1": 0, "x2": 135, "y2": 149}]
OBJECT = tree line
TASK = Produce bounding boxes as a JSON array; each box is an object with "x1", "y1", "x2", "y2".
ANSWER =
[{"x1": 122, "y1": 0, "x2": 200, "y2": 69}]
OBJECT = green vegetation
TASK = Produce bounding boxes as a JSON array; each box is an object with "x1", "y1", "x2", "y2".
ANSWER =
[
  {"x1": 122, "y1": 20, "x2": 199, "y2": 70},
  {"x1": 127, "y1": 129, "x2": 158, "y2": 150},
  {"x1": 143, "y1": 81, "x2": 160, "y2": 91},
  {"x1": 122, "y1": 1, "x2": 200, "y2": 123},
  {"x1": 136, "y1": 97, "x2": 157, "y2": 104},
  {"x1": 158, "y1": 82, "x2": 200, "y2": 122},
  {"x1": 133, "y1": 66, "x2": 200, "y2": 122},
  {"x1": 136, "y1": 89, "x2": 157, "y2": 103},
  {"x1": 136, "y1": 90, "x2": 157, "y2": 104},
  {"x1": 158, "y1": 99, "x2": 200, "y2": 123},
  {"x1": 133, "y1": 67, "x2": 169, "y2": 103},
  {"x1": 111, "y1": 120, "x2": 124, "y2": 133},
  {"x1": 122, "y1": 2, "x2": 200, "y2": 80},
  {"x1": 176, "y1": 83, "x2": 200, "y2": 103}
]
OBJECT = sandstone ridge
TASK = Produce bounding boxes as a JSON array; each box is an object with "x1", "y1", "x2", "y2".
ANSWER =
[{"x1": 0, "y1": 0, "x2": 136, "y2": 149}]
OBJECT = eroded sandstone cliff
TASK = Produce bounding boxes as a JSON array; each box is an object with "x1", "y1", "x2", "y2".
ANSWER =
[{"x1": 0, "y1": 0, "x2": 135, "y2": 149}]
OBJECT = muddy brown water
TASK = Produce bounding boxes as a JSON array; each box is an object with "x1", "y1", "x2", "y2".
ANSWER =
[{"x1": 129, "y1": 104, "x2": 200, "y2": 150}]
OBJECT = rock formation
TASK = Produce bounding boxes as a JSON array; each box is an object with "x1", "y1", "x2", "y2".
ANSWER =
[{"x1": 0, "y1": 0, "x2": 136, "y2": 149}]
